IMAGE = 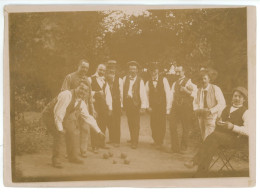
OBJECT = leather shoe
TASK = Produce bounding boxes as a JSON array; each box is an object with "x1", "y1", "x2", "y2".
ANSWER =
[
  {"x1": 52, "y1": 161, "x2": 63, "y2": 169},
  {"x1": 69, "y1": 157, "x2": 84, "y2": 164},
  {"x1": 184, "y1": 160, "x2": 196, "y2": 168}
]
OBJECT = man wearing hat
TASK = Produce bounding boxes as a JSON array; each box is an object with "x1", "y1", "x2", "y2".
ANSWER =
[
  {"x1": 61, "y1": 59, "x2": 95, "y2": 158},
  {"x1": 123, "y1": 61, "x2": 148, "y2": 149},
  {"x1": 145, "y1": 62, "x2": 171, "y2": 148},
  {"x1": 184, "y1": 87, "x2": 249, "y2": 177},
  {"x1": 105, "y1": 60, "x2": 123, "y2": 147},
  {"x1": 193, "y1": 68, "x2": 226, "y2": 140},
  {"x1": 168, "y1": 65, "x2": 197, "y2": 153}
]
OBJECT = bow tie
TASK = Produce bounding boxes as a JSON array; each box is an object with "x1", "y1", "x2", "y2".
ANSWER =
[{"x1": 152, "y1": 79, "x2": 158, "y2": 82}]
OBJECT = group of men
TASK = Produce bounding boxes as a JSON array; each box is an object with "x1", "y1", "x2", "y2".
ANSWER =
[{"x1": 42, "y1": 59, "x2": 249, "y2": 177}]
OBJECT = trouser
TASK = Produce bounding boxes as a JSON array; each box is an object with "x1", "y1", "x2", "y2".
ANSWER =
[
  {"x1": 52, "y1": 130, "x2": 65, "y2": 164},
  {"x1": 197, "y1": 112, "x2": 218, "y2": 141},
  {"x1": 42, "y1": 113, "x2": 65, "y2": 164},
  {"x1": 90, "y1": 109, "x2": 108, "y2": 148},
  {"x1": 107, "y1": 110, "x2": 121, "y2": 144},
  {"x1": 169, "y1": 103, "x2": 193, "y2": 152},
  {"x1": 150, "y1": 108, "x2": 166, "y2": 145},
  {"x1": 193, "y1": 128, "x2": 248, "y2": 177},
  {"x1": 80, "y1": 122, "x2": 89, "y2": 154},
  {"x1": 125, "y1": 100, "x2": 140, "y2": 146},
  {"x1": 64, "y1": 114, "x2": 80, "y2": 160}
]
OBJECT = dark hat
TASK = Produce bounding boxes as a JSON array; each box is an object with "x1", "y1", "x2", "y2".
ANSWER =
[
  {"x1": 126, "y1": 61, "x2": 140, "y2": 68},
  {"x1": 107, "y1": 60, "x2": 117, "y2": 68},
  {"x1": 199, "y1": 67, "x2": 218, "y2": 81},
  {"x1": 232, "y1": 87, "x2": 248, "y2": 99}
]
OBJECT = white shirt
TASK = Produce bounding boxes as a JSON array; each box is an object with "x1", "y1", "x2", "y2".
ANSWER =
[
  {"x1": 167, "y1": 77, "x2": 197, "y2": 113},
  {"x1": 193, "y1": 84, "x2": 226, "y2": 116},
  {"x1": 145, "y1": 77, "x2": 172, "y2": 114},
  {"x1": 123, "y1": 76, "x2": 148, "y2": 109},
  {"x1": 105, "y1": 77, "x2": 124, "y2": 111},
  {"x1": 88, "y1": 75, "x2": 112, "y2": 105},
  {"x1": 229, "y1": 106, "x2": 249, "y2": 136},
  {"x1": 54, "y1": 90, "x2": 101, "y2": 133}
]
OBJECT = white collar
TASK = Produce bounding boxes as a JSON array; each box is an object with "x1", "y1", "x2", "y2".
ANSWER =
[
  {"x1": 129, "y1": 75, "x2": 137, "y2": 81},
  {"x1": 202, "y1": 84, "x2": 211, "y2": 91}
]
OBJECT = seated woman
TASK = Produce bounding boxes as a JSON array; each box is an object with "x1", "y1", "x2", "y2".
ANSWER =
[{"x1": 184, "y1": 86, "x2": 248, "y2": 177}]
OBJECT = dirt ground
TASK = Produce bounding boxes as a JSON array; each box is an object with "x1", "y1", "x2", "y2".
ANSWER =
[{"x1": 14, "y1": 112, "x2": 249, "y2": 182}]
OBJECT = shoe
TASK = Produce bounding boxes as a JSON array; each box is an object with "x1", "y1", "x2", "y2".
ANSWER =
[
  {"x1": 151, "y1": 142, "x2": 157, "y2": 146},
  {"x1": 69, "y1": 157, "x2": 84, "y2": 164},
  {"x1": 184, "y1": 160, "x2": 196, "y2": 169},
  {"x1": 81, "y1": 152, "x2": 88, "y2": 158},
  {"x1": 113, "y1": 143, "x2": 120, "y2": 148},
  {"x1": 127, "y1": 140, "x2": 132, "y2": 144},
  {"x1": 100, "y1": 145, "x2": 110, "y2": 149},
  {"x1": 131, "y1": 144, "x2": 137, "y2": 149},
  {"x1": 164, "y1": 148, "x2": 179, "y2": 154},
  {"x1": 92, "y1": 147, "x2": 99, "y2": 154},
  {"x1": 155, "y1": 144, "x2": 163, "y2": 149},
  {"x1": 52, "y1": 161, "x2": 63, "y2": 169}
]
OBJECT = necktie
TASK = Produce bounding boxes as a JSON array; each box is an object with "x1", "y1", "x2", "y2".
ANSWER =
[{"x1": 203, "y1": 90, "x2": 208, "y2": 108}]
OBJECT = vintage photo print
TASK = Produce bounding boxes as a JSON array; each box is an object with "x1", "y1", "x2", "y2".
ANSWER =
[{"x1": 3, "y1": 5, "x2": 256, "y2": 187}]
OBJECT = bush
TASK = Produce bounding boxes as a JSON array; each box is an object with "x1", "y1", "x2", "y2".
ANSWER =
[{"x1": 15, "y1": 112, "x2": 53, "y2": 156}]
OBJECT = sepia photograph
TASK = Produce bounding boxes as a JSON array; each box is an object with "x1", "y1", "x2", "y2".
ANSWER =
[{"x1": 3, "y1": 5, "x2": 256, "y2": 187}]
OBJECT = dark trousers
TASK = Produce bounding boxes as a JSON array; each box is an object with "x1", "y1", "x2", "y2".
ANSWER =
[
  {"x1": 107, "y1": 110, "x2": 121, "y2": 144},
  {"x1": 52, "y1": 130, "x2": 65, "y2": 164},
  {"x1": 193, "y1": 129, "x2": 248, "y2": 177},
  {"x1": 125, "y1": 99, "x2": 140, "y2": 145},
  {"x1": 150, "y1": 108, "x2": 166, "y2": 145},
  {"x1": 169, "y1": 103, "x2": 193, "y2": 152},
  {"x1": 90, "y1": 109, "x2": 108, "y2": 148}
]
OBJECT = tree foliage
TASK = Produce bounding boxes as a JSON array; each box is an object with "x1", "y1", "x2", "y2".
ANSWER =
[{"x1": 9, "y1": 8, "x2": 247, "y2": 110}]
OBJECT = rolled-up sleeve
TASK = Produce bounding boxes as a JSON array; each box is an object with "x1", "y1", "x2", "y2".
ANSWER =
[
  {"x1": 166, "y1": 82, "x2": 175, "y2": 114},
  {"x1": 105, "y1": 83, "x2": 113, "y2": 111},
  {"x1": 119, "y1": 78, "x2": 124, "y2": 108},
  {"x1": 61, "y1": 75, "x2": 71, "y2": 91},
  {"x1": 53, "y1": 91, "x2": 72, "y2": 132},
  {"x1": 80, "y1": 100, "x2": 101, "y2": 133},
  {"x1": 209, "y1": 86, "x2": 226, "y2": 116},
  {"x1": 140, "y1": 79, "x2": 148, "y2": 109},
  {"x1": 145, "y1": 81, "x2": 150, "y2": 108},
  {"x1": 233, "y1": 110, "x2": 249, "y2": 136},
  {"x1": 163, "y1": 78, "x2": 172, "y2": 114}
]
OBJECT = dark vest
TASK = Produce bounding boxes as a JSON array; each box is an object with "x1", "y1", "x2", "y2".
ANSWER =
[
  {"x1": 173, "y1": 77, "x2": 193, "y2": 106},
  {"x1": 109, "y1": 76, "x2": 121, "y2": 112},
  {"x1": 123, "y1": 76, "x2": 141, "y2": 108},
  {"x1": 91, "y1": 75, "x2": 107, "y2": 113},
  {"x1": 42, "y1": 90, "x2": 80, "y2": 132},
  {"x1": 148, "y1": 76, "x2": 166, "y2": 111},
  {"x1": 221, "y1": 105, "x2": 247, "y2": 127}
]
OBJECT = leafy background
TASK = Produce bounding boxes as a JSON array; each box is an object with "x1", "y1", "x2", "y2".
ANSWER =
[{"x1": 9, "y1": 8, "x2": 247, "y2": 113}]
